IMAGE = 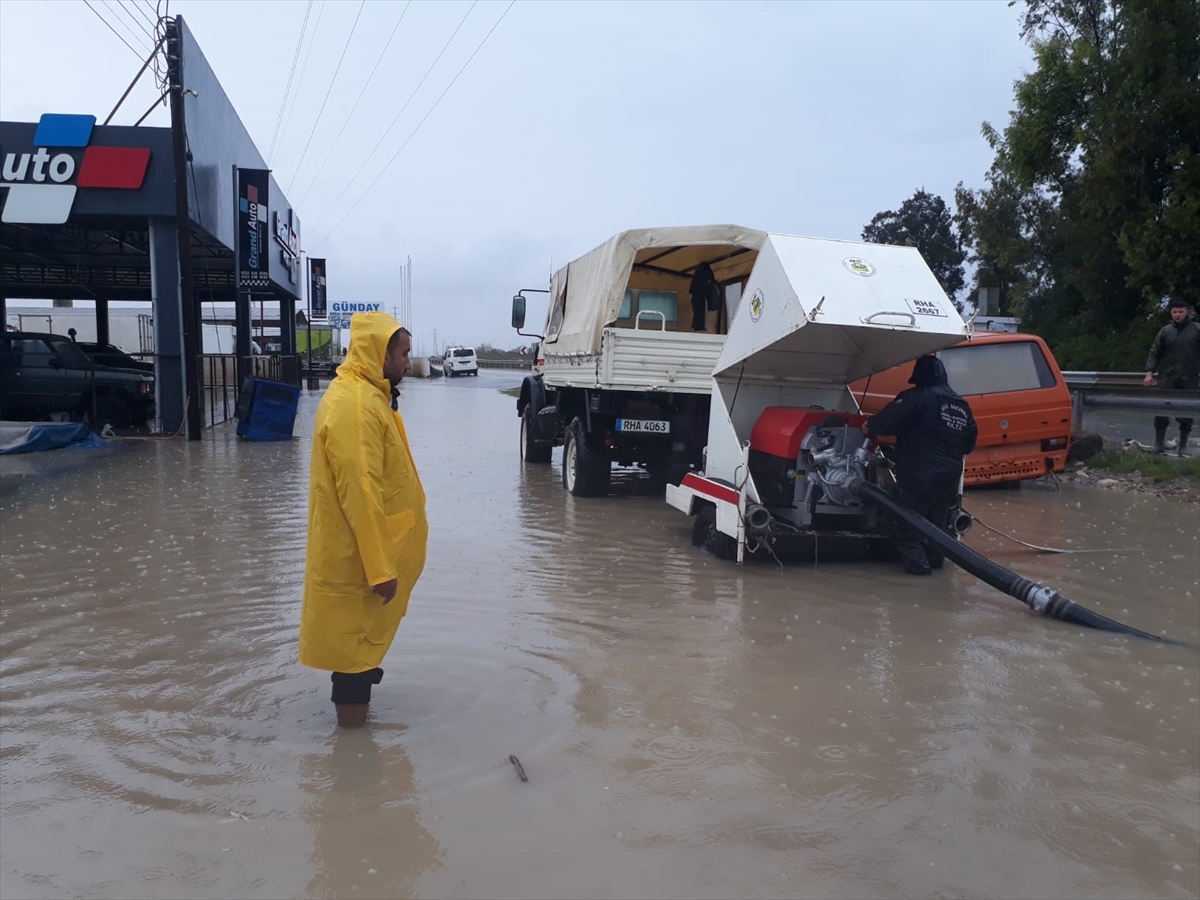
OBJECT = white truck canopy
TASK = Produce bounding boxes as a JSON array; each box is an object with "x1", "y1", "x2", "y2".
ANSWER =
[
  {"x1": 544, "y1": 224, "x2": 767, "y2": 357},
  {"x1": 715, "y1": 233, "x2": 971, "y2": 385}
]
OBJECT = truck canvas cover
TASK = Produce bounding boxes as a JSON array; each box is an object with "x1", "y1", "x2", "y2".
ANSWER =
[
  {"x1": 715, "y1": 234, "x2": 972, "y2": 385},
  {"x1": 544, "y1": 224, "x2": 767, "y2": 357}
]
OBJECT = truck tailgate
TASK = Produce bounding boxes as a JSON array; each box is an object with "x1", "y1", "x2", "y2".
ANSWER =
[{"x1": 600, "y1": 328, "x2": 725, "y2": 394}]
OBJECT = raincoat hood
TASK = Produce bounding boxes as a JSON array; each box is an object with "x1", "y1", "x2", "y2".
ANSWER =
[
  {"x1": 337, "y1": 311, "x2": 403, "y2": 394},
  {"x1": 908, "y1": 354, "x2": 949, "y2": 386}
]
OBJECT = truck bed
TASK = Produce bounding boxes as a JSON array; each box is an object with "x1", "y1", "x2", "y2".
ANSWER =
[{"x1": 542, "y1": 328, "x2": 725, "y2": 394}]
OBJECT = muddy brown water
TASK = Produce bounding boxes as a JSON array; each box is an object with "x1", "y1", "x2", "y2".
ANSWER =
[{"x1": 2, "y1": 370, "x2": 1197, "y2": 900}]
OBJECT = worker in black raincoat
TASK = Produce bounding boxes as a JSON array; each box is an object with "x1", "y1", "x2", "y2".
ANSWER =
[{"x1": 864, "y1": 354, "x2": 978, "y2": 575}]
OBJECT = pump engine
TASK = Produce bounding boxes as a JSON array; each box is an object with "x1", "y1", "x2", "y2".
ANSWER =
[{"x1": 747, "y1": 407, "x2": 883, "y2": 531}]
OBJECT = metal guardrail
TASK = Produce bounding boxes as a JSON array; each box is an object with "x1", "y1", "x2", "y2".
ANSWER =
[
  {"x1": 477, "y1": 358, "x2": 531, "y2": 369},
  {"x1": 1061, "y1": 371, "x2": 1146, "y2": 389},
  {"x1": 429, "y1": 357, "x2": 530, "y2": 370},
  {"x1": 1062, "y1": 371, "x2": 1200, "y2": 432}
]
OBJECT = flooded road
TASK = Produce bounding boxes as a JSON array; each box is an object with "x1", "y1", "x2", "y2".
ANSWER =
[{"x1": 2, "y1": 369, "x2": 1198, "y2": 900}]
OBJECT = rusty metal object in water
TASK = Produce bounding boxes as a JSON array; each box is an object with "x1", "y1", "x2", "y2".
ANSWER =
[{"x1": 509, "y1": 754, "x2": 528, "y2": 782}]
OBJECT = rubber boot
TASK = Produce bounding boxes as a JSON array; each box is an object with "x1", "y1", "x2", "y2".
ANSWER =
[
  {"x1": 1152, "y1": 420, "x2": 1168, "y2": 455},
  {"x1": 1179, "y1": 424, "x2": 1192, "y2": 458}
]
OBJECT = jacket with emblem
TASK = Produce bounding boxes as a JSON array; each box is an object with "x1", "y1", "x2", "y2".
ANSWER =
[{"x1": 866, "y1": 355, "x2": 978, "y2": 487}]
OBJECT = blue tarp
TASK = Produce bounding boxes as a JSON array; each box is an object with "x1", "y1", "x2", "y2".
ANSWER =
[{"x1": 0, "y1": 422, "x2": 110, "y2": 455}]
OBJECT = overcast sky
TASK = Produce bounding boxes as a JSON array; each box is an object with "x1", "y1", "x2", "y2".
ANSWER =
[{"x1": 0, "y1": 0, "x2": 1034, "y2": 353}]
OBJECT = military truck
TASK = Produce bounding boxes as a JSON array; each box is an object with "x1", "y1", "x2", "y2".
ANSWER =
[{"x1": 510, "y1": 225, "x2": 767, "y2": 496}]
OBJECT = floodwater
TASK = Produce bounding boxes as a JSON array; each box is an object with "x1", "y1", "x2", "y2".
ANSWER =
[{"x1": 2, "y1": 369, "x2": 1198, "y2": 900}]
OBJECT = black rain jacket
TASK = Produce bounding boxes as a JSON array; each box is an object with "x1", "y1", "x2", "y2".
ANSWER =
[{"x1": 866, "y1": 355, "x2": 978, "y2": 489}]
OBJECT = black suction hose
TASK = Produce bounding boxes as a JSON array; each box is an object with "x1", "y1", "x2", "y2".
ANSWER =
[{"x1": 850, "y1": 479, "x2": 1164, "y2": 642}]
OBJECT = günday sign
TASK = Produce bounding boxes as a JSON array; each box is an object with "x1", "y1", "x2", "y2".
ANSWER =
[{"x1": 326, "y1": 301, "x2": 381, "y2": 329}]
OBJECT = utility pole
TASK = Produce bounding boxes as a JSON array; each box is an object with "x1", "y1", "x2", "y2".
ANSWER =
[{"x1": 167, "y1": 16, "x2": 203, "y2": 440}]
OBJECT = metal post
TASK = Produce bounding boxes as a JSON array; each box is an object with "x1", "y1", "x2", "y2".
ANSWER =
[
  {"x1": 1071, "y1": 390, "x2": 1084, "y2": 433},
  {"x1": 167, "y1": 16, "x2": 204, "y2": 441},
  {"x1": 95, "y1": 297, "x2": 110, "y2": 346}
]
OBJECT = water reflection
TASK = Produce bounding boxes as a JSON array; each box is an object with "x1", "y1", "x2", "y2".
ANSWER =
[{"x1": 301, "y1": 728, "x2": 438, "y2": 900}]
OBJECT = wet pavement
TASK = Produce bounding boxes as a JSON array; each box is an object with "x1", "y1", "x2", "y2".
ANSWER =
[{"x1": 1, "y1": 368, "x2": 1198, "y2": 900}]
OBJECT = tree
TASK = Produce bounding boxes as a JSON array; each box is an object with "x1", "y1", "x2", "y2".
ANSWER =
[
  {"x1": 955, "y1": 0, "x2": 1200, "y2": 369},
  {"x1": 861, "y1": 189, "x2": 967, "y2": 306}
]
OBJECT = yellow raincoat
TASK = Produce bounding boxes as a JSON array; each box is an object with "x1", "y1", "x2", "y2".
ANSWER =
[{"x1": 299, "y1": 311, "x2": 428, "y2": 674}]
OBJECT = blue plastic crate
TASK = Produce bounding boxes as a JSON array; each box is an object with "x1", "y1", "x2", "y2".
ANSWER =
[{"x1": 235, "y1": 377, "x2": 300, "y2": 441}]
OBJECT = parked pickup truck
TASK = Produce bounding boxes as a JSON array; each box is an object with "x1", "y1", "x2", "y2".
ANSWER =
[{"x1": 0, "y1": 331, "x2": 155, "y2": 428}]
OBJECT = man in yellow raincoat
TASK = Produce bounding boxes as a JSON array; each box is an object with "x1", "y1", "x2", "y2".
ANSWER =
[{"x1": 300, "y1": 311, "x2": 428, "y2": 728}]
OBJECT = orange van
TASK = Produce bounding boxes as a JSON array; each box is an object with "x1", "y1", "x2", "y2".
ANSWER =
[{"x1": 849, "y1": 331, "x2": 1073, "y2": 488}]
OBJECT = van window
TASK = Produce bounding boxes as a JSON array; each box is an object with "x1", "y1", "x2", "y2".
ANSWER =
[
  {"x1": 452, "y1": 348, "x2": 474, "y2": 358},
  {"x1": 938, "y1": 341, "x2": 1057, "y2": 395}
]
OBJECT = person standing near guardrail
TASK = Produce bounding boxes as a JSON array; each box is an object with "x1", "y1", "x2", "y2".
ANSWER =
[
  {"x1": 1143, "y1": 298, "x2": 1200, "y2": 455},
  {"x1": 299, "y1": 311, "x2": 429, "y2": 728}
]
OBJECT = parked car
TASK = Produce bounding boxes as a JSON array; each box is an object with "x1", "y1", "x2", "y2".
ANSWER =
[
  {"x1": 850, "y1": 331, "x2": 1074, "y2": 487},
  {"x1": 74, "y1": 341, "x2": 155, "y2": 374},
  {"x1": 0, "y1": 331, "x2": 155, "y2": 428},
  {"x1": 443, "y1": 346, "x2": 479, "y2": 377}
]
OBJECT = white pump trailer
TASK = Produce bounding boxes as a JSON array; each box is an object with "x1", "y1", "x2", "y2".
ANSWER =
[{"x1": 665, "y1": 231, "x2": 975, "y2": 563}]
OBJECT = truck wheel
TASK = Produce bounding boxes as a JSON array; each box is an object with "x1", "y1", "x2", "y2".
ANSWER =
[
  {"x1": 692, "y1": 504, "x2": 737, "y2": 560},
  {"x1": 562, "y1": 417, "x2": 610, "y2": 497},
  {"x1": 521, "y1": 407, "x2": 552, "y2": 463}
]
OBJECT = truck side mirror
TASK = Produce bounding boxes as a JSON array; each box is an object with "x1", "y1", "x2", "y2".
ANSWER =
[{"x1": 512, "y1": 294, "x2": 526, "y2": 330}]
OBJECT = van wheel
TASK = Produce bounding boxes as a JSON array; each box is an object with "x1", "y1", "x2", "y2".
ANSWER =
[
  {"x1": 521, "y1": 408, "x2": 552, "y2": 463},
  {"x1": 692, "y1": 504, "x2": 737, "y2": 560},
  {"x1": 562, "y1": 417, "x2": 610, "y2": 496}
]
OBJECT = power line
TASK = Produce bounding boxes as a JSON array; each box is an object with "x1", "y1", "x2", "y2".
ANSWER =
[
  {"x1": 307, "y1": 0, "x2": 480, "y2": 234},
  {"x1": 124, "y1": 0, "x2": 157, "y2": 34},
  {"x1": 311, "y1": 0, "x2": 517, "y2": 251},
  {"x1": 114, "y1": 0, "x2": 155, "y2": 45},
  {"x1": 294, "y1": 0, "x2": 413, "y2": 208},
  {"x1": 81, "y1": 0, "x2": 149, "y2": 61},
  {"x1": 276, "y1": 0, "x2": 327, "y2": 163},
  {"x1": 98, "y1": 0, "x2": 153, "y2": 53},
  {"x1": 285, "y1": 0, "x2": 367, "y2": 194},
  {"x1": 268, "y1": 0, "x2": 314, "y2": 163}
]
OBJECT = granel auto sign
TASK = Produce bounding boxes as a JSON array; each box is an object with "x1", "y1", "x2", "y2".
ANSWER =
[{"x1": 0, "y1": 113, "x2": 150, "y2": 224}]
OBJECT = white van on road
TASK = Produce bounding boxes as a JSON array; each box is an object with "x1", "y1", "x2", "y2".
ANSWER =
[{"x1": 444, "y1": 346, "x2": 479, "y2": 377}]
